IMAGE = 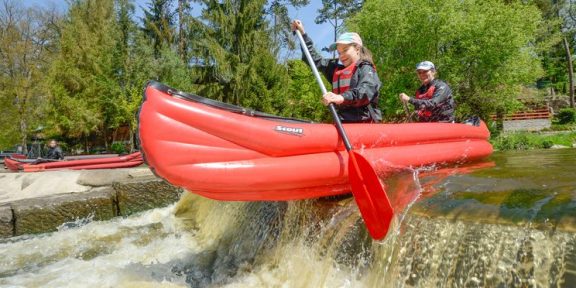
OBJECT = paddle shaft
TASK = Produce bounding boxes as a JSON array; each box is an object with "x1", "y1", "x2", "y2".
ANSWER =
[
  {"x1": 402, "y1": 101, "x2": 410, "y2": 117},
  {"x1": 401, "y1": 97, "x2": 411, "y2": 122},
  {"x1": 295, "y1": 29, "x2": 394, "y2": 240},
  {"x1": 294, "y1": 30, "x2": 353, "y2": 151}
]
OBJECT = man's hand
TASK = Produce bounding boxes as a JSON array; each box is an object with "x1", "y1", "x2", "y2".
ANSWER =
[{"x1": 399, "y1": 93, "x2": 410, "y2": 103}]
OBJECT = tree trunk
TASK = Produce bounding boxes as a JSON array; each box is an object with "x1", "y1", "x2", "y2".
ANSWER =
[
  {"x1": 112, "y1": 128, "x2": 117, "y2": 144},
  {"x1": 178, "y1": 0, "x2": 186, "y2": 61},
  {"x1": 20, "y1": 118, "x2": 27, "y2": 155},
  {"x1": 562, "y1": 37, "x2": 575, "y2": 108},
  {"x1": 128, "y1": 123, "x2": 135, "y2": 152},
  {"x1": 496, "y1": 109, "x2": 504, "y2": 132},
  {"x1": 332, "y1": 1, "x2": 338, "y2": 59},
  {"x1": 103, "y1": 126, "x2": 109, "y2": 152},
  {"x1": 84, "y1": 134, "x2": 89, "y2": 154}
]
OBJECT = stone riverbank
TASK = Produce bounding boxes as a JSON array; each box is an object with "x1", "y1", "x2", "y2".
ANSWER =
[{"x1": 0, "y1": 167, "x2": 182, "y2": 238}]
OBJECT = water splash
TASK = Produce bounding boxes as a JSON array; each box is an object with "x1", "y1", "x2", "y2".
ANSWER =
[{"x1": 0, "y1": 150, "x2": 575, "y2": 287}]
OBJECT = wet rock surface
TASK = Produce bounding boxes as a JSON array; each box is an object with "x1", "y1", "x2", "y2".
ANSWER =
[
  {"x1": 0, "y1": 205, "x2": 13, "y2": 238},
  {"x1": 13, "y1": 187, "x2": 116, "y2": 236},
  {"x1": 115, "y1": 179, "x2": 182, "y2": 216},
  {"x1": 0, "y1": 167, "x2": 182, "y2": 238}
]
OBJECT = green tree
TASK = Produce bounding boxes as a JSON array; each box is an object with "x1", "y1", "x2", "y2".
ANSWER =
[
  {"x1": 0, "y1": 0, "x2": 58, "y2": 151},
  {"x1": 315, "y1": 0, "x2": 363, "y2": 54},
  {"x1": 46, "y1": 0, "x2": 121, "y2": 150},
  {"x1": 535, "y1": 0, "x2": 575, "y2": 108},
  {"x1": 266, "y1": 0, "x2": 309, "y2": 53},
  {"x1": 282, "y1": 59, "x2": 330, "y2": 121},
  {"x1": 142, "y1": 0, "x2": 175, "y2": 58},
  {"x1": 113, "y1": 0, "x2": 157, "y2": 151},
  {"x1": 349, "y1": 0, "x2": 544, "y2": 121},
  {"x1": 188, "y1": 0, "x2": 290, "y2": 114},
  {"x1": 177, "y1": 0, "x2": 191, "y2": 61}
]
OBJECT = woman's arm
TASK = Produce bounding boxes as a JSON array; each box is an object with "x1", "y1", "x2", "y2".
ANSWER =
[{"x1": 300, "y1": 33, "x2": 337, "y2": 80}]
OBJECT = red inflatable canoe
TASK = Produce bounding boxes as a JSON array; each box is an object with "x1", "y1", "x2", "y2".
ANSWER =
[
  {"x1": 4, "y1": 152, "x2": 144, "y2": 172},
  {"x1": 137, "y1": 81, "x2": 493, "y2": 201}
]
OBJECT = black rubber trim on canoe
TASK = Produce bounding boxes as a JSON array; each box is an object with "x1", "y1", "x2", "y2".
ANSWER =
[
  {"x1": 147, "y1": 80, "x2": 313, "y2": 124},
  {"x1": 6, "y1": 157, "x2": 60, "y2": 164}
]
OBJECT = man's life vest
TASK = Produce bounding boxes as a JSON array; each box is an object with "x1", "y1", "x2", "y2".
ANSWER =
[{"x1": 415, "y1": 85, "x2": 435, "y2": 119}]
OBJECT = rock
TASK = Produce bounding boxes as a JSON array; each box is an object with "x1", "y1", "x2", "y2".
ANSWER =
[
  {"x1": 77, "y1": 169, "x2": 132, "y2": 186},
  {"x1": 76, "y1": 167, "x2": 155, "y2": 186},
  {"x1": 127, "y1": 167, "x2": 155, "y2": 179},
  {"x1": 0, "y1": 167, "x2": 180, "y2": 238},
  {"x1": 0, "y1": 205, "x2": 13, "y2": 238},
  {"x1": 12, "y1": 187, "x2": 116, "y2": 236},
  {"x1": 114, "y1": 179, "x2": 182, "y2": 216},
  {"x1": 0, "y1": 171, "x2": 90, "y2": 204}
]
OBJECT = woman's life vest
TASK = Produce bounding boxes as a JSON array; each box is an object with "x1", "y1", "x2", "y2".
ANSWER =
[
  {"x1": 331, "y1": 63, "x2": 380, "y2": 122},
  {"x1": 332, "y1": 64, "x2": 357, "y2": 94}
]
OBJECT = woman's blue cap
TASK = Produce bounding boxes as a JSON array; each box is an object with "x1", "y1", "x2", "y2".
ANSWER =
[{"x1": 329, "y1": 32, "x2": 363, "y2": 51}]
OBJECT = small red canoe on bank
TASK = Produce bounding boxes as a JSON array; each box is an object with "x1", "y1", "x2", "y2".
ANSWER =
[
  {"x1": 137, "y1": 81, "x2": 493, "y2": 201},
  {"x1": 4, "y1": 152, "x2": 143, "y2": 172}
]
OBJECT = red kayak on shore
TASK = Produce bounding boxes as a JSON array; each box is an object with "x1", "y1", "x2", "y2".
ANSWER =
[
  {"x1": 137, "y1": 81, "x2": 493, "y2": 201},
  {"x1": 4, "y1": 152, "x2": 144, "y2": 172},
  {"x1": 0, "y1": 152, "x2": 25, "y2": 164}
]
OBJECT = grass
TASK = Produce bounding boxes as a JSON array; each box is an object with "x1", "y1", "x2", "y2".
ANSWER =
[{"x1": 490, "y1": 127, "x2": 576, "y2": 151}]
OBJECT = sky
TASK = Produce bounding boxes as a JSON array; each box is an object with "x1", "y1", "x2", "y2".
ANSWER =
[{"x1": 21, "y1": 0, "x2": 334, "y2": 58}]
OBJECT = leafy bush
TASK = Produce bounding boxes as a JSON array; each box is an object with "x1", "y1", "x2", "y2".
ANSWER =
[
  {"x1": 491, "y1": 131, "x2": 576, "y2": 151},
  {"x1": 110, "y1": 142, "x2": 127, "y2": 154},
  {"x1": 542, "y1": 123, "x2": 576, "y2": 131},
  {"x1": 541, "y1": 140, "x2": 554, "y2": 149},
  {"x1": 491, "y1": 133, "x2": 532, "y2": 150},
  {"x1": 350, "y1": 0, "x2": 542, "y2": 120},
  {"x1": 557, "y1": 108, "x2": 576, "y2": 124}
]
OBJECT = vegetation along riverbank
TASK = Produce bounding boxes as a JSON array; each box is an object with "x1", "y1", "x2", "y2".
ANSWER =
[
  {"x1": 490, "y1": 108, "x2": 576, "y2": 151},
  {"x1": 491, "y1": 130, "x2": 576, "y2": 151}
]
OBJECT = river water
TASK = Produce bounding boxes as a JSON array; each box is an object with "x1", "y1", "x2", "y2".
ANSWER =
[{"x1": 0, "y1": 149, "x2": 575, "y2": 287}]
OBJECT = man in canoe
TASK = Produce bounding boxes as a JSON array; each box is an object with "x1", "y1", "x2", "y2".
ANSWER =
[
  {"x1": 291, "y1": 19, "x2": 382, "y2": 123},
  {"x1": 45, "y1": 139, "x2": 64, "y2": 160},
  {"x1": 399, "y1": 61, "x2": 455, "y2": 122}
]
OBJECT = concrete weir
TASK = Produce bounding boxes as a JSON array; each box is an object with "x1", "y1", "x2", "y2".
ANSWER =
[{"x1": 0, "y1": 167, "x2": 182, "y2": 238}]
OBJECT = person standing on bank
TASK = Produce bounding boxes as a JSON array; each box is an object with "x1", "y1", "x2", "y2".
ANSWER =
[
  {"x1": 45, "y1": 139, "x2": 64, "y2": 160},
  {"x1": 399, "y1": 61, "x2": 455, "y2": 122},
  {"x1": 291, "y1": 19, "x2": 382, "y2": 123}
]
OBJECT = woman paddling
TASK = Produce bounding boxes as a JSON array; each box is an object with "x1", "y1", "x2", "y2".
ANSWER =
[{"x1": 291, "y1": 19, "x2": 382, "y2": 123}]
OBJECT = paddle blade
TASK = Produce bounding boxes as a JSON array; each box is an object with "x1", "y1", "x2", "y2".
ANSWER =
[{"x1": 348, "y1": 151, "x2": 394, "y2": 240}]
